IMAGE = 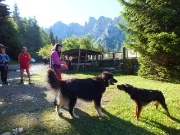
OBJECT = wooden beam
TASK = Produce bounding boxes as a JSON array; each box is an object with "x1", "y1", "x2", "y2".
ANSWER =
[
  {"x1": 77, "y1": 49, "x2": 81, "y2": 71},
  {"x1": 85, "y1": 52, "x2": 87, "y2": 71}
]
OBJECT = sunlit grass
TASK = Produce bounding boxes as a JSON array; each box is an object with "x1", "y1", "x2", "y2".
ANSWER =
[{"x1": 0, "y1": 70, "x2": 180, "y2": 134}]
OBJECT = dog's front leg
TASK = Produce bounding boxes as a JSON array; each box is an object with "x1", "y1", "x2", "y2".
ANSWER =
[
  {"x1": 153, "y1": 101, "x2": 159, "y2": 109},
  {"x1": 136, "y1": 102, "x2": 142, "y2": 120},
  {"x1": 56, "y1": 99, "x2": 64, "y2": 114},
  {"x1": 94, "y1": 97, "x2": 105, "y2": 117},
  {"x1": 159, "y1": 101, "x2": 172, "y2": 119},
  {"x1": 69, "y1": 96, "x2": 79, "y2": 119},
  {"x1": 134, "y1": 100, "x2": 142, "y2": 120},
  {"x1": 55, "y1": 92, "x2": 64, "y2": 114}
]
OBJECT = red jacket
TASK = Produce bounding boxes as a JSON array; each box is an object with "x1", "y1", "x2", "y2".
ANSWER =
[{"x1": 18, "y1": 52, "x2": 31, "y2": 68}]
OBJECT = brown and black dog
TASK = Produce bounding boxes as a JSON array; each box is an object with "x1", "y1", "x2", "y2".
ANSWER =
[
  {"x1": 117, "y1": 84, "x2": 172, "y2": 120},
  {"x1": 47, "y1": 69, "x2": 117, "y2": 119}
]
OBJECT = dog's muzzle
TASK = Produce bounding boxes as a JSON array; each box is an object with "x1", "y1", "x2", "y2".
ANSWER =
[{"x1": 110, "y1": 78, "x2": 118, "y2": 85}]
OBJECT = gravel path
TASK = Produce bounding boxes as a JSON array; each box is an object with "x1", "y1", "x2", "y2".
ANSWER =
[
  {"x1": 0, "y1": 63, "x2": 54, "y2": 116},
  {"x1": 0, "y1": 63, "x2": 93, "y2": 134},
  {"x1": 0, "y1": 63, "x2": 86, "y2": 117}
]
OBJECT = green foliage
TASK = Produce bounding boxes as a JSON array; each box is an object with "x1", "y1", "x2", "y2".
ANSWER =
[
  {"x1": 118, "y1": 0, "x2": 180, "y2": 82},
  {"x1": 79, "y1": 34, "x2": 95, "y2": 50},
  {"x1": 39, "y1": 28, "x2": 51, "y2": 46},
  {"x1": 0, "y1": 2, "x2": 52, "y2": 61},
  {"x1": 62, "y1": 34, "x2": 99, "y2": 51},
  {"x1": 62, "y1": 35, "x2": 79, "y2": 50},
  {"x1": 37, "y1": 34, "x2": 102, "y2": 59},
  {"x1": 2, "y1": 18, "x2": 22, "y2": 59},
  {"x1": 0, "y1": 0, "x2": 11, "y2": 48},
  {"x1": 0, "y1": 0, "x2": 10, "y2": 23},
  {"x1": 49, "y1": 29, "x2": 56, "y2": 45},
  {"x1": 37, "y1": 44, "x2": 53, "y2": 59}
]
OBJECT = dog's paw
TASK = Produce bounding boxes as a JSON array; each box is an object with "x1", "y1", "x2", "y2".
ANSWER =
[
  {"x1": 55, "y1": 108, "x2": 58, "y2": 112},
  {"x1": 56, "y1": 108, "x2": 63, "y2": 114},
  {"x1": 100, "y1": 113, "x2": 105, "y2": 117},
  {"x1": 73, "y1": 115, "x2": 79, "y2": 119},
  {"x1": 58, "y1": 110, "x2": 63, "y2": 114},
  {"x1": 134, "y1": 116, "x2": 139, "y2": 121},
  {"x1": 101, "y1": 105, "x2": 105, "y2": 109}
]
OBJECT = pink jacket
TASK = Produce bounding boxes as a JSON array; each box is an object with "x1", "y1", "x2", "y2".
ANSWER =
[{"x1": 50, "y1": 51, "x2": 64, "y2": 68}]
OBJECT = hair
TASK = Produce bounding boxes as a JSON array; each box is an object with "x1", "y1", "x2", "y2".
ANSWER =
[{"x1": 54, "y1": 43, "x2": 62, "y2": 57}]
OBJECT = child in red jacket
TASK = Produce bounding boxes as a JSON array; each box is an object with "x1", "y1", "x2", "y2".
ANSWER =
[{"x1": 18, "y1": 47, "x2": 32, "y2": 84}]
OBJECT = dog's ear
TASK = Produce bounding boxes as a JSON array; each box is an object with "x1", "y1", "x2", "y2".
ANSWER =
[
  {"x1": 100, "y1": 71, "x2": 109, "y2": 80},
  {"x1": 100, "y1": 71, "x2": 111, "y2": 87}
]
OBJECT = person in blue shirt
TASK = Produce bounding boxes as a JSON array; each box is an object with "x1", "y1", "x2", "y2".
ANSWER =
[{"x1": 0, "y1": 48, "x2": 10, "y2": 84}]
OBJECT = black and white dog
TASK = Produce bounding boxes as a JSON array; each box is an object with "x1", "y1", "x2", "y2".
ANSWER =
[{"x1": 47, "y1": 69, "x2": 117, "y2": 119}]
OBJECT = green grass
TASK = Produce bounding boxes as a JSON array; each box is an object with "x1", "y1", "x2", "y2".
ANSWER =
[
  {"x1": 0, "y1": 71, "x2": 180, "y2": 135},
  {"x1": 9, "y1": 59, "x2": 18, "y2": 64}
]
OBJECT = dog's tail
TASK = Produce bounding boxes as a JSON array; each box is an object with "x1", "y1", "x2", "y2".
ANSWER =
[{"x1": 47, "y1": 68, "x2": 61, "y2": 90}]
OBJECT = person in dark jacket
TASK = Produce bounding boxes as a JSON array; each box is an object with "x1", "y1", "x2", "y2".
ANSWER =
[{"x1": 0, "y1": 48, "x2": 10, "y2": 84}]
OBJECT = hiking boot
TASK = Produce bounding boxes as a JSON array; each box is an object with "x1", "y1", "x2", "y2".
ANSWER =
[
  {"x1": 3, "y1": 82, "x2": 8, "y2": 85},
  {"x1": 29, "y1": 81, "x2": 32, "y2": 84},
  {"x1": 18, "y1": 80, "x2": 24, "y2": 84}
]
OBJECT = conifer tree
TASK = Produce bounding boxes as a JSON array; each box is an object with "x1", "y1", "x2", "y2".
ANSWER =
[
  {"x1": 12, "y1": 3, "x2": 21, "y2": 28},
  {"x1": 0, "y1": 0, "x2": 10, "y2": 42},
  {"x1": 49, "y1": 29, "x2": 56, "y2": 45},
  {"x1": 118, "y1": 0, "x2": 180, "y2": 82}
]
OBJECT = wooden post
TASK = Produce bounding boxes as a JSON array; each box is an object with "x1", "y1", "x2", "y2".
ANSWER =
[
  {"x1": 113, "y1": 53, "x2": 115, "y2": 59},
  {"x1": 113, "y1": 52, "x2": 116, "y2": 65},
  {"x1": 92, "y1": 55, "x2": 94, "y2": 70},
  {"x1": 77, "y1": 49, "x2": 81, "y2": 71},
  {"x1": 67, "y1": 55, "x2": 69, "y2": 70},
  {"x1": 123, "y1": 47, "x2": 126, "y2": 59},
  {"x1": 85, "y1": 52, "x2": 87, "y2": 71}
]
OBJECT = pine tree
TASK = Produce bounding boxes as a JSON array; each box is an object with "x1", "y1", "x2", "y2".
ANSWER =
[
  {"x1": 12, "y1": 3, "x2": 21, "y2": 28},
  {"x1": 0, "y1": 0, "x2": 9, "y2": 22},
  {"x1": 49, "y1": 29, "x2": 55, "y2": 45},
  {"x1": 0, "y1": 0, "x2": 10, "y2": 42},
  {"x1": 118, "y1": 0, "x2": 180, "y2": 82}
]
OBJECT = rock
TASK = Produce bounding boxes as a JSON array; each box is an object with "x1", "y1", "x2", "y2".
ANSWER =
[
  {"x1": 1, "y1": 132, "x2": 11, "y2": 135},
  {"x1": 12, "y1": 127, "x2": 24, "y2": 134},
  {"x1": 18, "y1": 127, "x2": 24, "y2": 133},
  {"x1": 1, "y1": 111, "x2": 6, "y2": 115}
]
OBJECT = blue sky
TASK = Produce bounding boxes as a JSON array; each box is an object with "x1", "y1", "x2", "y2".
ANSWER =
[{"x1": 4, "y1": 0, "x2": 123, "y2": 28}]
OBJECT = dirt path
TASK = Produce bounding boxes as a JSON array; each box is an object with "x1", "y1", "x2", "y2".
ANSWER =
[
  {"x1": 0, "y1": 63, "x2": 85, "y2": 116},
  {"x1": 6, "y1": 63, "x2": 49, "y2": 83},
  {"x1": 0, "y1": 63, "x2": 54, "y2": 116}
]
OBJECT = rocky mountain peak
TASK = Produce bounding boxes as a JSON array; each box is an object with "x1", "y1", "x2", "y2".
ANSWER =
[{"x1": 45, "y1": 16, "x2": 125, "y2": 51}]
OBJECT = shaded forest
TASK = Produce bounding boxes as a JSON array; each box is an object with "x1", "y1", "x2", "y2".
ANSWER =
[{"x1": 0, "y1": 0, "x2": 58, "y2": 61}]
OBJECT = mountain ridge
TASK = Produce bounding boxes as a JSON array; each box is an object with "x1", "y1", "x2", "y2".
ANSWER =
[{"x1": 45, "y1": 16, "x2": 125, "y2": 51}]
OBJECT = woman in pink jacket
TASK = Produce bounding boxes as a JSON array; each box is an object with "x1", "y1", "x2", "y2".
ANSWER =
[
  {"x1": 50, "y1": 43, "x2": 67, "y2": 106},
  {"x1": 50, "y1": 43, "x2": 67, "y2": 80}
]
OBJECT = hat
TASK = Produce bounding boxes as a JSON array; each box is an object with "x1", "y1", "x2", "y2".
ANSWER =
[{"x1": 0, "y1": 44, "x2": 8, "y2": 49}]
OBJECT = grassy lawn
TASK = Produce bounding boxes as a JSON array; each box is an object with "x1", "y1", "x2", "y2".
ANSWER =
[{"x1": 0, "y1": 70, "x2": 180, "y2": 135}]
